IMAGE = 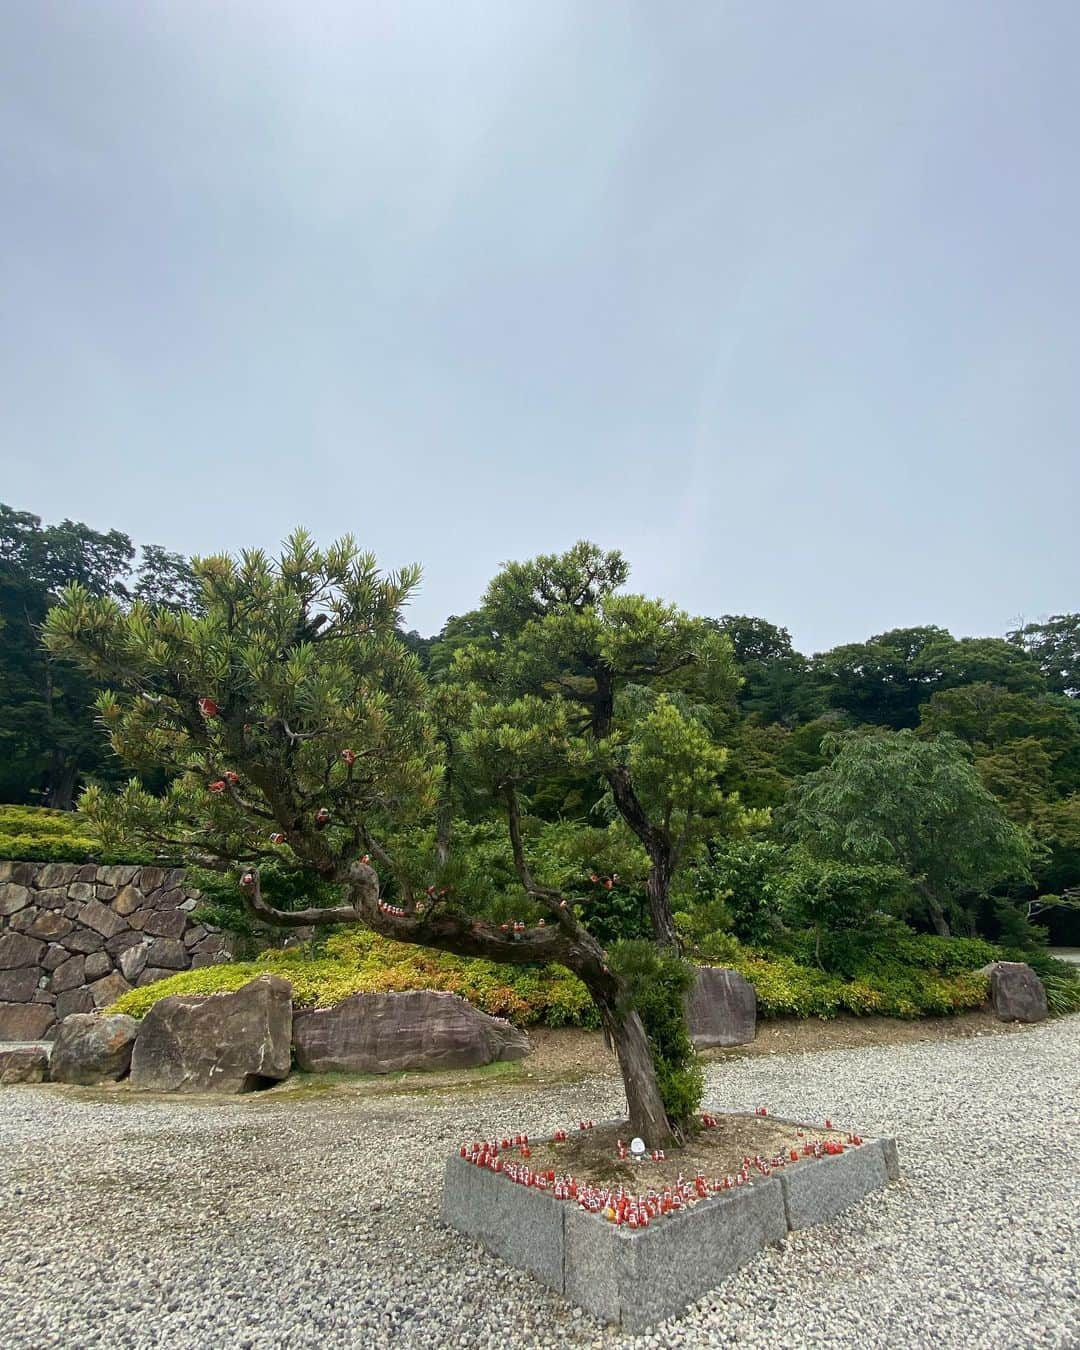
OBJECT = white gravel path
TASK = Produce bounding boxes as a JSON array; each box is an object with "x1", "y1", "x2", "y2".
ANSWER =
[{"x1": 0, "y1": 1016, "x2": 1077, "y2": 1349}]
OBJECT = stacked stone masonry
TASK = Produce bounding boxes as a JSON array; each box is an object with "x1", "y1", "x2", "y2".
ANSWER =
[{"x1": 0, "y1": 861, "x2": 229, "y2": 1040}]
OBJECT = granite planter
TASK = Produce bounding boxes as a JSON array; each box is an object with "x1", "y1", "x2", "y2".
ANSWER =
[{"x1": 442, "y1": 1114, "x2": 900, "y2": 1332}]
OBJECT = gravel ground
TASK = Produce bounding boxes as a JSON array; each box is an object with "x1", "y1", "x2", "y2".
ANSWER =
[{"x1": 1, "y1": 1017, "x2": 1077, "y2": 1349}]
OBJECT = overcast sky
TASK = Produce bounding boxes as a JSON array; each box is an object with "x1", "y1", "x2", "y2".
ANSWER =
[{"x1": 2, "y1": 2, "x2": 1077, "y2": 652}]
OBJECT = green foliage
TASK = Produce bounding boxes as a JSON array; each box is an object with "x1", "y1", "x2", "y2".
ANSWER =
[
  {"x1": 182, "y1": 863, "x2": 350, "y2": 959},
  {"x1": 779, "y1": 856, "x2": 912, "y2": 972},
  {"x1": 1039, "y1": 973, "x2": 1080, "y2": 1016},
  {"x1": 685, "y1": 840, "x2": 787, "y2": 945},
  {"x1": 0, "y1": 503, "x2": 198, "y2": 808},
  {"x1": 0, "y1": 805, "x2": 103, "y2": 862},
  {"x1": 110, "y1": 926, "x2": 601, "y2": 1028},
  {"x1": 44, "y1": 530, "x2": 439, "y2": 873},
  {"x1": 721, "y1": 935, "x2": 992, "y2": 1019},
  {"x1": 107, "y1": 905, "x2": 1074, "y2": 1027},
  {"x1": 0, "y1": 804, "x2": 165, "y2": 865},
  {"x1": 813, "y1": 627, "x2": 1046, "y2": 730},
  {"x1": 713, "y1": 614, "x2": 824, "y2": 725},
  {"x1": 1007, "y1": 614, "x2": 1080, "y2": 698},
  {"x1": 779, "y1": 730, "x2": 1037, "y2": 935},
  {"x1": 607, "y1": 940, "x2": 703, "y2": 1124}
]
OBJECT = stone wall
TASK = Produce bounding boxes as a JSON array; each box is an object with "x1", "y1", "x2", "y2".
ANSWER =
[{"x1": 0, "y1": 861, "x2": 229, "y2": 1040}]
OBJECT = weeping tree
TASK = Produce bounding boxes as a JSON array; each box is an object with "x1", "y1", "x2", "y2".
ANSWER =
[{"x1": 43, "y1": 532, "x2": 747, "y2": 1145}]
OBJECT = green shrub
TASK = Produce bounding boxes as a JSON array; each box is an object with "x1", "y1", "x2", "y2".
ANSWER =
[
  {"x1": 110, "y1": 926, "x2": 602, "y2": 1028},
  {"x1": 106, "y1": 910, "x2": 1072, "y2": 1029},
  {"x1": 1041, "y1": 973, "x2": 1080, "y2": 1016},
  {"x1": 0, "y1": 805, "x2": 163, "y2": 864},
  {"x1": 717, "y1": 935, "x2": 992, "y2": 1020},
  {"x1": 0, "y1": 806, "x2": 103, "y2": 862}
]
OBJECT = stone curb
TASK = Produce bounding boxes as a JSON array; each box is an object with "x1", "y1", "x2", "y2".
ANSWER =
[{"x1": 442, "y1": 1115, "x2": 900, "y2": 1330}]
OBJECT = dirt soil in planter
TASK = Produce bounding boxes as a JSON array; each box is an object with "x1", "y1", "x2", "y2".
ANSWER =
[{"x1": 518, "y1": 1115, "x2": 851, "y2": 1189}]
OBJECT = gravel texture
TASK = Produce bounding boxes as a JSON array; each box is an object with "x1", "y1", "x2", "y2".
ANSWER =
[{"x1": 0, "y1": 1016, "x2": 1077, "y2": 1349}]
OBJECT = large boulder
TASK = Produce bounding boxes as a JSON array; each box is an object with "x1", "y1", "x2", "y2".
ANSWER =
[
  {"x1": 50, "y1": 1013, "x2": 140, "y2": 1085},
  {"x1": 129, "y1": 975, "x2": 293, "y2": 1092},
  {"x1": 686, "y1": 966, "x2": 757, "y2": 1048},
  {"x1": 985, "y1": 961, "x2": 1048, "y2": 1023},
  {"x1": 0, "y1": 1045, "x2": 50, "y2": 1085},
  {"x1": 292, "y1": 990, "x2": 531, "y2": 1074}
]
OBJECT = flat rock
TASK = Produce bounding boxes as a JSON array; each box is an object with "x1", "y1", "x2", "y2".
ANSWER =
[
  {"x1": 23, "y1": 909, "x2": 74, "y2": 941},
  {"x1": 35, "y1": 888, "x2": 70, "y2": 911},
  {"x1": 0, "y1": 884, "x2": 31, "y2": 917},
  {"x1": 105, "y1": 929, "x2": 144, "y2": 957},
  {"x1": 292, "y1": 989, "x2": 531, "y2": 1074},
  {"x1": 0, "y1": 968, "x2": 40, "y2": 1003},
  {"x1": 59, "y1": 928, "x2": 104, "y2": 954},
  {"x1": 986, "y1": 962, "x2": 1048, "y2": 1023},
  {"x1": 50, "y1": 1013, "x2": 140, "y2": 1085},
  {"x1": 78, "y1": 898, "x2": 129, "y2": 940},
  {"x1": 37, "y1": 863, "x2": 78, "y2": 887},
  {"x1": 130, "y1": 974, "x2": 293, "y2": 1092},
  {"x1": 0, "y1": 1001, "x2": 56, "y2": 1040},
  {"x1": 145, "y1": 937, "x2": 188, "y2": 970},
  {"x1": 89, "y1": 972, "x2": 132, "y2": 1008},
  {"x1": 136, "y1": 966, "x2": 176, "y2": 987},
  {"x1": 686, "y1": 966, "x2": 757, "y2": 1048},
  {"x1": 41, "y1": 944, "x2": 69, "y2": 971},
  {"x1": 56, "y1": 988, "x2": 96, "y2": 1020},
  {"x1": 84, "y1": 951, "x2": 113, "y2": 982},
  {"x1": 0, "y1": 931, "x2": 45, "y2": 970},
  {"x1": 0, "y1": 1045, "x2": 50, "y2": 1085},
  {"x1": 51, "y1": 954, "x2": 86, "y2": 993},
  {"x1": 112, "y1": 885, "x2": 144, "y2": 916},
  {"x1": 142, "y1": 908, "x2": 188, "y2": 939},
  {"x1": 118, "y1": 944, "x2": 150, "y2": 983}
]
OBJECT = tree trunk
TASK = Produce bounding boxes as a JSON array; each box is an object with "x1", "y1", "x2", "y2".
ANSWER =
[
  {"x1": 45, "y1": 752, "x2": 78, "y2": 811},
  {"x1": 926, "y1": 894, "x2": 951, "y2": 938},
  {"x1": 645, "y1": 854, "x2": 680, "y2": 950},
  {"x1": 588, "y1": 977, "x2": 674, "y2": 1146},
  {"x1": 246, "y1": 861, "x2": 678, "y2": 1148}
]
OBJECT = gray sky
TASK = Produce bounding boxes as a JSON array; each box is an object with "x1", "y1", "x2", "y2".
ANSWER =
[{"x1": 2, "y1": 2, "x2": 1077, "y2": 652}]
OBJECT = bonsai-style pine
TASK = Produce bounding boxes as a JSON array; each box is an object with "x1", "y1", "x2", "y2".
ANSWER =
[{"x1": 45, "y1": 533, "x2": 752, "y2": 1144}]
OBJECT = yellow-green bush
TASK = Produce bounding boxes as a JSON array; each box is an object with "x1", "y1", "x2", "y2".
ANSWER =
[
  {"x1": 110, "y1": 927, "x2": 601, "y2": 1026},
  {"x1": 0, "y1": 806, "x2": 103, "y2": 862},
  {"x1": 110, "y1": 922, "x2": 1001, "y2": 1026},
  {"x1": 721, "y1": 942, "x2": 990, "y2": 1019}
]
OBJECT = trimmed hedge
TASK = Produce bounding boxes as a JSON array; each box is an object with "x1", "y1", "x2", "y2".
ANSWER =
[
  {"x1": 0, "y1": 805, "x2": 166, "y2": 865},
  {"x1": 0, "y1": 806, "x2": 104, "y2": 863}
]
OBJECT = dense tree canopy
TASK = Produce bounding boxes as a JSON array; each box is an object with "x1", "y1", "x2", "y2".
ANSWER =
[
  {"x1": 1, "y1": 499, "x2": 1076, "y2": 953},
  {"x1": 778, "y1": 731, "x2": 1036, "y2": 937},
  {"x1": 0, "y1": 504, "x2": 196, "y2": 808}
]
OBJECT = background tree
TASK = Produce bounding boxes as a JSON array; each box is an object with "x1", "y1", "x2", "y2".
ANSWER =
[
  {"x1": 811, "y1": 626, "x2": 952, "y2": 728},
  {"x1": 0, "y1": 505, "x2": 134, "y2": 806},
  {"x1": 45, "y1": 531, "x2": 697, "y2": 1144},
  {"x1": 777, "y1": 730, "x2": 1036, "y2": 937},
  {"x1": 1008, "y1": 614, "x2": 1080, "y2": 697},
  {"x1": 132, "y1": 545, "x2": 202, "y2": 612},
  {"x1": 713, "y1": 615, "x2": 823, "y2": 726},
  {"x1": 0, "y1": 504, "x2": 200, "y2": 806}
]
